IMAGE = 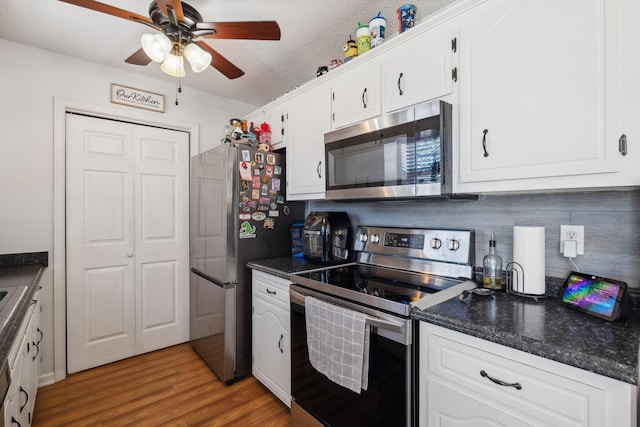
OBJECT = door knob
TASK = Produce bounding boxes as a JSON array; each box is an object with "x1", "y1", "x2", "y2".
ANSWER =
[{"x1": 126, "y1": 253, "x2": 134, "y2": 258}]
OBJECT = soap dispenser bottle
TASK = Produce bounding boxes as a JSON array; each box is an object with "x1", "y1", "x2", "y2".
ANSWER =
[{"x1": 483, "y1": 230, "x2": 503, "y2": 290}]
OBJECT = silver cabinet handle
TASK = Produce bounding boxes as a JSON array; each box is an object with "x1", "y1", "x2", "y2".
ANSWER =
[{"x1": 480, "y1": 370, "x2": 522, "y2": 390}]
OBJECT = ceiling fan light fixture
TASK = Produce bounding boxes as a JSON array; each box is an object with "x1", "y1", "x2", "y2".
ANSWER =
[
  {"x1": 184, "y1": 43, "x2": 212, "y2": 73},
  {"x1": 160, "y1": 51, "x2": 186, "y2": 77},
  {"x1": 141, "y1": 33, "x2": 172, "y2": 62}
]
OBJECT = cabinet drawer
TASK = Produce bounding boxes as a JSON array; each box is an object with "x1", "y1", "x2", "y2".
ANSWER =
[
  {"x1": 421, "y1": 326, "x2": 636, "y2": 426},
  {"x1": 253, "y1": 271, "x2": 291, "y2": 306},
  {"x1": 426, "y1": 329, "x2": 608, "y2": 426}
]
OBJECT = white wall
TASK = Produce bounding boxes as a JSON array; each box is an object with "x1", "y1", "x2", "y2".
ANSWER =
[{"x1": 0, "y1": 38, "x2": 257, "y2": 382}]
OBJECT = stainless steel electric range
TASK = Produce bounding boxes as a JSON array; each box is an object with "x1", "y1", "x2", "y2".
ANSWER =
[{"x1": 289, "y1": 225, "x2": 477, "y2": 427}]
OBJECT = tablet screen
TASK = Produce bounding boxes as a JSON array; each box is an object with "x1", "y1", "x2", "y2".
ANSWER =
[{"x1": 561, "y1": 272, "x2": 626, "y2": 321}]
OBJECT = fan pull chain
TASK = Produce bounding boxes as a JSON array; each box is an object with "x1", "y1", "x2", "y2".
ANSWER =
[{"x1": 175, "y1": 75, "x2": 181, "y2": 106}]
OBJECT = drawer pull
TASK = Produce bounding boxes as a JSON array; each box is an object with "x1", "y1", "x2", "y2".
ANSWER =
[
  {"x1": 480, "y1": 370, "x2": 522, "y2": 390},
  {"x1": 266, "y1": 288, "x2": 277, "y2": 295},
  {"x1": 482, "y1": 129, "x2": 489, "y2": 157}
]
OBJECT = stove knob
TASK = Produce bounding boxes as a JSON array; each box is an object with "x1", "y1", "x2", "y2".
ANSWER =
[
  {"x1": 448, "y1": 239, "x2": 460, "y2": 251},
  {"x1": 430, "y1": 238, "x2": 442, "y2": 249},
  {"x1": 371, "y1": 234, "x2": 380, "y2": 244},
  {"x1": 359, "y1": 233, "x2": 368, "y2": 243}
]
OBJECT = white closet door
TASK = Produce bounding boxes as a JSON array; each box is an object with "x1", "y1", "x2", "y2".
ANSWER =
[
  {"x1": 66, "y1": 114, "x2": 189, "y2": 373},
  {"x1": 134, "y1": 125, "x2": 189, "y2": 353}
]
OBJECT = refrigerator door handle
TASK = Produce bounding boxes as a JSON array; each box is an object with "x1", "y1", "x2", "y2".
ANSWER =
[{"x1": 190, "y1": 268, "x2": 237, "y2": 289}]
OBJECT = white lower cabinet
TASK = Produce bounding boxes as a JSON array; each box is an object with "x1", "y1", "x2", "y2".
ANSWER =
[
  {"x1": 251, "y1": 270, "x2": 291, "y2": 407},
  {"x1": 419, "y1": 323, "x2": 635, "y2": 427},
  {"x1": 4, "y1": 288, "x2": 43, "y2": 427}
]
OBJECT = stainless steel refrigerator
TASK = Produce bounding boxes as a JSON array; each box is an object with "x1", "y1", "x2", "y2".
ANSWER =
[{"x1": 189, "y1": 143, "x2": 303, "y2": 383}]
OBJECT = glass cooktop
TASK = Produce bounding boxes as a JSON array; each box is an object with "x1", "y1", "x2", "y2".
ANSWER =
[{"x1": 292, "y1": 263, "x2": 461, "y2": 316}]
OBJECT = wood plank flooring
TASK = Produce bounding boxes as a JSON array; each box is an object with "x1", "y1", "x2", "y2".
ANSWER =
[{"x1": 32, "y1": 343, "x2": 291, "y2": 426}]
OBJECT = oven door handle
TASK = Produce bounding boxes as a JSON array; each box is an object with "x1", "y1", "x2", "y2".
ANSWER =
[{"x1": 290, "y1": 289, "x2": 406, "y2": 334}]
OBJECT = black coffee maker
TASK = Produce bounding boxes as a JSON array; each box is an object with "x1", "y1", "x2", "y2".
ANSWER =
[{"x1": 302, "y1": 211, "x2": 351, "y2": 262}]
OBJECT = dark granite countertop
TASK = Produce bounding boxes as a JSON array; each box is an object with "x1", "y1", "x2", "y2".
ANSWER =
[
  {"x1": 0, "y1": 254, "x2": 47, "y2": 402},
  {"x1": 247, "y1": 256, "x2": 339, "y2": 279},
  {"x1": 412, "y1": 288, "x2": 640, "y2": 385}
]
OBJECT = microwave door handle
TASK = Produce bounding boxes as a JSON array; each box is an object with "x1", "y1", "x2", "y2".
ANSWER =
[{"x1": 290, "y1": 289, "x2": 406, "y2": 334}]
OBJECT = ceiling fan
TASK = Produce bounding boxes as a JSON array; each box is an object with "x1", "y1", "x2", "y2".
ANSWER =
[{"x1": 58, "y1": 0, "x2": 282, "y2": 79}]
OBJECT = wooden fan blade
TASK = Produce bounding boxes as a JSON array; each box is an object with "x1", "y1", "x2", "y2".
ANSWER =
[
  {"x1": 195, "y1": 41, "x2": 244, "y2": 79},
  {"x1": 155, "y1": 0, "x2": 184, "y2": 23},
  {"x1": 125, "y1": 48, "x2": 152, "y2": 66},
  {"x1": 197, "y1": 21, "x2": 281, "y2": 41},
  {"x1": 58, "y1": 0, "x2": 155, "y2": 26}
]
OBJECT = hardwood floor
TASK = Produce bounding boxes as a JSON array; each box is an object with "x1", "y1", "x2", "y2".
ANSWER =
[{"x1": 33, "y1": 343, "x2": 291, "y2": 426}]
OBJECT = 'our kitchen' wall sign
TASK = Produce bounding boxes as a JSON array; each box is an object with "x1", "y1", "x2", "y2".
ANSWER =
[{"x1": 110, "y1": 83, "x2": 165, "y2": 113}]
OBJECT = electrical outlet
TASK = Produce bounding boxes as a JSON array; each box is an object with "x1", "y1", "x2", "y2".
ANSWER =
[{"x1": 560, "y1": 225, "x2": 584, "y2": 256}]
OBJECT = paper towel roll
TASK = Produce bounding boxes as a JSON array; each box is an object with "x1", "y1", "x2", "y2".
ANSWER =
[{"x1": 512, "y1": 226, "x2": 546, "y2": 295}]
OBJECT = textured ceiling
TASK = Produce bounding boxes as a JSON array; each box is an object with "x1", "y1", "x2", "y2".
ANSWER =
[{"x1": 0, "y1": 0, "x2": 454, "y2": 106}]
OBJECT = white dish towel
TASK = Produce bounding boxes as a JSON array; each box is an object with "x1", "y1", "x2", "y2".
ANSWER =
[{"x1": 305, "y1": 296, "x2": 370, "y2": 394}]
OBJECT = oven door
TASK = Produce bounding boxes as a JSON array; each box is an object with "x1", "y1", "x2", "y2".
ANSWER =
[{"x1": 290, "y1": 285, "x2": 412, "y2": 427}]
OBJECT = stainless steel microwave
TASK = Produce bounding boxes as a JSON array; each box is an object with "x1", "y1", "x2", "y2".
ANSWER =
[{"x1": 324, "y1": 100, "x2": 453, "y2": 200}]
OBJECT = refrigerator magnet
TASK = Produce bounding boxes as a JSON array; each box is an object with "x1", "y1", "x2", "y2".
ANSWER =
[
  {"x1": 255, "y1": 153, "x2": 264, "y2": 163},
  {"x1": 264, "y1": 218, "x2": 275, "y2": 229},
  {"x1": 276, "y1": 195, "x2": 285, "y2": 204},
  {"x1": 252, "y1": 189, "x2": 260, "y2": 199},
  {"x1": 239, "y1": 214, "x2": 251, "y2": 220},
  {"x1": 274, "y1": 165, "x2": 282, "y2": 175},
  {"x1": 269, "y1": 210, "x2": 280, "y2": 217},
  {"x1": 252, "y1": 176, "x2": 261, "y2": 188},
  {"x1": 272, "y1": 178, "x2": 281, "y2": 191},
  {"x1": 239, "y1": 221, "x2": 257, "y2": 239},
  {"x1": 252, "y1": 212, "x2": 266, "y2": 221},
  {"x1": 265, "y1": 165, "x2": 274, "y2": 177},
  {"x1": 261, "y1": 184, "x2": 269, "y2": 196},
  {"x1": 266, "y1": 154, "x2": 276, "y2": 165},
  {"x1": 239, "y1": 162, "x2": 252, "y2": 180},
  {"x1": 242, "y1": 150, "x2": 251, "y2": 161}
]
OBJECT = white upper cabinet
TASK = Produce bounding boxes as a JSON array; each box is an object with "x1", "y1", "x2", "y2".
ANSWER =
[
  {"x1": 286, "y1": 84, "x2": 329, "y2": 200},
  {"x1": 383, "y1": 23, "x2": 456, "y2": 113},
  {"x1": 456, "y1": 0, "x2": 623, "y2": 192},
  {"x1": 246, "y1": 103, "x2": 286, "y2": 150},
  {"x1": 330, "y1": 58, "x2": 381, "y2": 129}
]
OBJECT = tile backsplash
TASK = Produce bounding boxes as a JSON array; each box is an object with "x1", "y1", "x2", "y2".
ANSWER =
[{"x1": 310, "y1": 190, "x2": 640, "y2": 288}]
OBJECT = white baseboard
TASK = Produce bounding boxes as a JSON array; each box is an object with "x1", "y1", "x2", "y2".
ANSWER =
[{"x1": 38, "y1": 371, "x2": 56, "y2": 387}]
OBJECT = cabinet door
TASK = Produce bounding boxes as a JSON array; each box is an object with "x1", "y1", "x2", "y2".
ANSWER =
[
  {"x1": 252, "y1": 271, "x2": 291, "y2": 407},
  {"x1": 247, "y1": 106, "x2": 286, "y2": 150},
  {"x1": 457, "y1": 0, "x2": 621, "y2": 188},
  {"x1": 286, "y1": 85, "x2": 329, "y2": 200},
  {"x1": 383, "y1": 24, "x2": 456, "y2": 113},
  {"x1": 253, "y1": 297, "x2": 290, "y2": 404},
  {"x1": 331, "y1": 59, "x2": 381, "y2": 129}
]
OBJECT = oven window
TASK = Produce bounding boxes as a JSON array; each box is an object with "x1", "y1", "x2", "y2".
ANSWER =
[{"x1": 291, "y1": 301, "x2": 408, "y2": 427}]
